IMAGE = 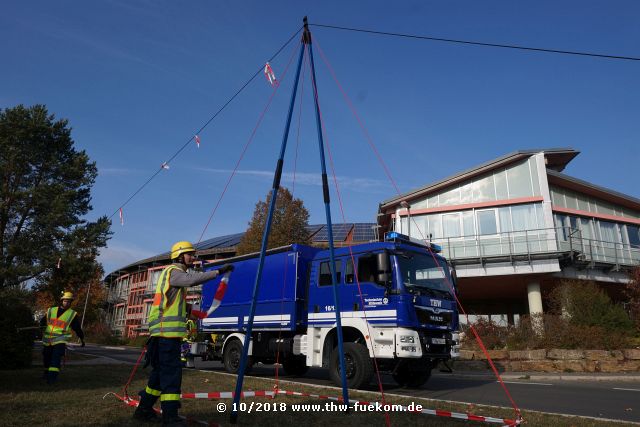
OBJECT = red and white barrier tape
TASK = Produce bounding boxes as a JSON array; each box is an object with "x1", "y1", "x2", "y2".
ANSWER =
[
  {"x1": 206, "y1": 272, "x2": 230, "y2": 316},
  {"x1": 178, "y1": 389, "x2": 520, "y2": 426},
  {"x1": 182, "y1": 390, "x2": 276, "y2": 399}
]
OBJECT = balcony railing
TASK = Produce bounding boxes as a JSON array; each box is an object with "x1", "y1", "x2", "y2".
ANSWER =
[{"x1": 432, "y1": 227, "x2": 640, "y2": 269}]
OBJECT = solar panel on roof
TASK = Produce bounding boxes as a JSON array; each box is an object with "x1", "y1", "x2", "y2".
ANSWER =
[
  {"x1": 332, "y1": 223, "x2": 353, "y2": 241},
  {"x1": 311, "y1": 223, "x2": 354, "y2": 242},
  {"x1": 352, "y1": 223, "x2": 377, "y2": 242},
  {"x1": 195, "y1": 232, "x2": 244, "y2": 250},
  {"x1": 306, "y1": 224, "x2": 324, "y2": 236}
]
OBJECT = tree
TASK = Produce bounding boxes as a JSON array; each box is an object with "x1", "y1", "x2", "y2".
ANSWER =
[
  {"x1": 236, "y1": 187, "x2": 310, "y2": 255},
  {"x1": 0, "y1": 105, "x2": 111, "y2": 290}
]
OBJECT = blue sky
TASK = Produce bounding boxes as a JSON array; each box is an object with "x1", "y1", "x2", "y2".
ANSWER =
[{"x1": 2, "y1": 1, "x2": 639, "y2": 275}]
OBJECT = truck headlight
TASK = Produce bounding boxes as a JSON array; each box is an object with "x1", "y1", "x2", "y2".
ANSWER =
[{"x1": 399, "y1": 335, "x2": 415, "y2": 343}]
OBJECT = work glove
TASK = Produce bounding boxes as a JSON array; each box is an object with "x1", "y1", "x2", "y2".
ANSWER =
[
  {"x1": 81, "y1": 340, "x2": 85, "y2": 347},
  {"x1": 218, "y1": 264, "x2": 234, "y2": 274}
]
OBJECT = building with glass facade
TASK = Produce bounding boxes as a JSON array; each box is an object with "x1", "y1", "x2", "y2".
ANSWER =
[{"x1": 378, "y1": 148, "x2": 640, "y2": 324}]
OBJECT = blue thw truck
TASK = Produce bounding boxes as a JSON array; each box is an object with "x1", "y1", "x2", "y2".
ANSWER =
[{"x1": 191, "y1": 232, "x2": 460, "y2": 389}]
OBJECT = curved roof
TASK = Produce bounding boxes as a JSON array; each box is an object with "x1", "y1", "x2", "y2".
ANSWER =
[{"x1": 104, "y1": 223, "x2": 376, "y2": 281}]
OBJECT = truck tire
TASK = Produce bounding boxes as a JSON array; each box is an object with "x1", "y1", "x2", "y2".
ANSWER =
[
  {"x1": 282, "y1": 356, "x2": 309, "y2": 376},
  {"x1": 393, "y1": 360, "x2": 432, "y2": 388},
  {"x1": 223, "y1": 339, "x2": 253, "y2": 374},
  {"x1": 329, "y1": 342, "x2": 373, "y2": 389}
]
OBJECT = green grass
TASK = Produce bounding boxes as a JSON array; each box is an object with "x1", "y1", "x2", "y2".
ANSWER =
[{"x1": 0, "y1": 364, "x2": 635, "y2": 427}]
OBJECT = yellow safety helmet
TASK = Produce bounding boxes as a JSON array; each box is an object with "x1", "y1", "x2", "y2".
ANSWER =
[
  {"x1": 61, "y1": 291, "x2": 74, "y2": 301},
  {"x1": 171, "y1": 241, "x2": 195, "y2": 260}
]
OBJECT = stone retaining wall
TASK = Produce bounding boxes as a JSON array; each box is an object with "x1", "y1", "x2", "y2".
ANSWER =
[{"x1": 454, "y1": 349, "x2": 640, "y2": 373}]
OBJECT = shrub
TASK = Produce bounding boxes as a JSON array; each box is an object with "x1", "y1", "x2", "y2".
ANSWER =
[
  {"x1": 0, "y1": 289, "x2": 36, "y2": 369},
  {"x1": 462, "y1": 312, "x2": 632, "y2": 352},
  {"x1": 461, "y1": 318, "x2": 512, "y2": 350},
  {"x1": 549, "y1": 281, "x2": 635, "y2": 333}
]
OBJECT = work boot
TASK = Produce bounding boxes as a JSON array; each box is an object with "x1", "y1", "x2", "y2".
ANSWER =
[{"x1": 133, "y1": 406, "x2": 160, "y2": 423}]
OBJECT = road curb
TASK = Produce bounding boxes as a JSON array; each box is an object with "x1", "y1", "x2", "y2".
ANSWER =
[{"x1": 441, "y1": 371, "x2": 640, "y2": 382}]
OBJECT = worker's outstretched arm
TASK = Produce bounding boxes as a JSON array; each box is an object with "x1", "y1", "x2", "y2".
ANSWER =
[{"x1": 170, "y1": 264, "x2": 234, "y2": 288}]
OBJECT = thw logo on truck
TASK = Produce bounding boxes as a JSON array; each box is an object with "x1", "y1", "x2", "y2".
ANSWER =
[{"x1": 430, "y1": 299, "x2": 442, "y2": 308}]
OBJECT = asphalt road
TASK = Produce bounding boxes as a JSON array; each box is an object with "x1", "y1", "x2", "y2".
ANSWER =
[{"x1": 72, "y1": 344, "x2": 640, "y2": 424}]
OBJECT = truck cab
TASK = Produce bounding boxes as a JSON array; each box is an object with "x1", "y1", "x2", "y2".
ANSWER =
[{"x1": 304, "y1": 232, "x2": 458, "y2": 388}]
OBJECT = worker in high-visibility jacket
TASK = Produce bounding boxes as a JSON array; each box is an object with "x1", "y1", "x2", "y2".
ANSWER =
[
  {"x1": 40, "y1": 291, "x2": 85, "y2": 384},
  {"x1": 134, "y1": 241, "x2": 233, "y2": 425}
]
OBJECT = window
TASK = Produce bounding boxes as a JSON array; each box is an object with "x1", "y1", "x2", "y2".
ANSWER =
[
  {"x1": 565, "y1": 193, "x2": 578, "y2": 210},
  {"x1": 439, "y1": 187, "x2": 460, "y2": 206},
  {"x1": 627, "y1": 225, "x2": 640, "y2": 248},
  {"x1": 319, "y1": 261, "x2": 342, "y2": 286},
  {"x1": 462, "y1": 211, "x2": 475, "y2": 236},
  {"x1": 473, "y1": 175, "x2": 496, "y2": 202},
  {"x1": 442, "y1": 213, "x2": 461, "y2": 238},
  {"x1": 599, "y1": 221, "x2": 620, "y2": 244},
  {"x1": 426, "y1": 214, "x2": 441, "y2": 239},
  {"x1": 345, "y1": 260, "x2": 355, "y2": 284},
  {"x1": 554, "y1": 214, "x2": 568, "y2": 240},
  {"x1": 477, "y1": 210, "x2": 498, "y2": 235},
  {"x1": 529, "y1": 157, "x2": 540, "y2": 195},
  {"x1": 511, "y1": 204, "x2": 538, "y2": 231},
  {"x1": 460, "y1": 182, "x2": 473, "y2": 203},
  {"x1": 550, "y1": 187, "x2": 564, "y2": 207},
  {"x1": 356, "y1": 255, "x2": 385, "y2": 286},
  {"x1": 506, "y1": 161, "x2": 533, "y2": 198},
  {"x1": 494, "y1": 170, "x2": 508, "y2": 200},
  {"x1": 580, "y1": 218, "x2": 594, "y2": 239},
  {"x1": 498, "y1": 207, "x2": 512, "y2": 233}
]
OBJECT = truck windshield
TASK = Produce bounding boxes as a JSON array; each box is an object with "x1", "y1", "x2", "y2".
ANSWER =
[{"x1": 396, "y1": 253, "x2": 454, "y2": 298}]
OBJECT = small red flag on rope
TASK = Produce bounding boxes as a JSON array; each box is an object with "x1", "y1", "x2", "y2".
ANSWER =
[
  {"x1": 264, "y1": 62, "x2": 277, "y2": 86},
  {"x1": 195, "y1": 135, "x2": 201, "y2": 148},
  {"x1": 161, "y1": 162, "x2": 170, "y2": 170},
  {"x1": 119, "y1": 208, "x2": 124, "y2": 226}
]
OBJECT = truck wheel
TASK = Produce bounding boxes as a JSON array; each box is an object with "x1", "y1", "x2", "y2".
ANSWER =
[
  {"x1": 223, "y1": 339, "x2": 253, "y2": 374},
  {"x1": 282, "y1": 356, "x2": 309, "y2": 376},
  {"x1": 393, "y1": 360, "x2": 432, "y2": 388},
  {"x1": 329, "y1": 342, "x2": 373, "y2": 389}
]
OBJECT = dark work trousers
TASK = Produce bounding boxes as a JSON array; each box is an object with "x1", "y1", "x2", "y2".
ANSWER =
[
  {"x1": 42, "y1": 343, "x2": 66, "y2": 384},
  {"x1": 138, "y1": 337, "x2": 182, "y2": 420}
]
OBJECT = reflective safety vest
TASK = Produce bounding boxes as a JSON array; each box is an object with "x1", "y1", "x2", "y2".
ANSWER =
[
  {"x1": 148, "y1": 265, "x2": 187, "y2": 338},
  {"x1": 43, "y1": 307, "x2": 77, "y2": 346}
]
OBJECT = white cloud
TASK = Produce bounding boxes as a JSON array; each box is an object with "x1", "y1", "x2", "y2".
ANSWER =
[
  {"x1": 99, "y1": 242, "x2": 157, "y2": 276},
  {"x1": 194, "y1": 168, "x2": 390, "y2": 193}
]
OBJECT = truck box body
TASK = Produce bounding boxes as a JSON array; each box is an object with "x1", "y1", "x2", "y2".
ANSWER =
[{"x1": 200, "y1": 244, "x2": 320, "y2": 332}]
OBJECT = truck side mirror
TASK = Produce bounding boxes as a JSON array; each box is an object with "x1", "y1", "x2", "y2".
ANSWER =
[{"x1": 376, "y1": 252, "x2": 391, "y2": 286}]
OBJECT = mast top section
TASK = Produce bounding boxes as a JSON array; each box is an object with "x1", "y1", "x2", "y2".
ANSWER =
[{"x1": 303, "y1": 16, "x2": 312, "y2": 45}]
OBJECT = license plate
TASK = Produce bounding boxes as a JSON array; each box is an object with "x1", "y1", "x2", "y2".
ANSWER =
[{"x1": 431, "y1": 338, "x2": 446, "y2": 345}]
